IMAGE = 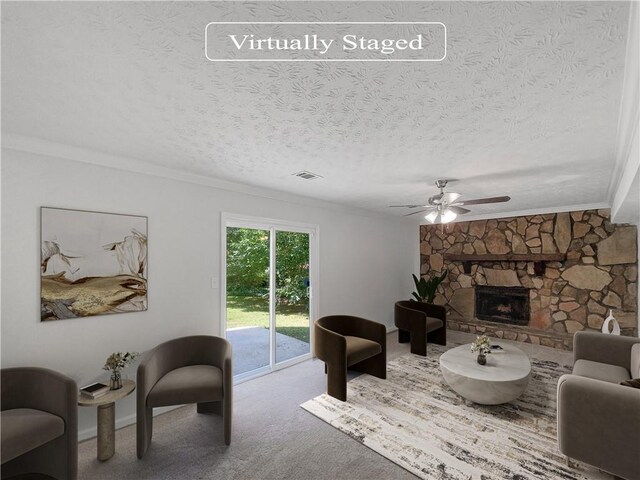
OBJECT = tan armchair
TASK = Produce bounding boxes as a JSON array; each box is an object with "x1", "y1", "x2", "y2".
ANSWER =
[
  {"x1": 1, "y1": 367, "x2": 78, "y2": 480},
  {"x1": 557, "y1": 331, "x2": 640, "y2": 480},
  {"x1": 314, "y1": 315, "x2": 386, "y2": 401},
  {"x1": 394, "y1": 301, "x2": 446, "y2": 356},
  {"x1": 137, "y1": 335, "x2": 232, "y2": 458}
]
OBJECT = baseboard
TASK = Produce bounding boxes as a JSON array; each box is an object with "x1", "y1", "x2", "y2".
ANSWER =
[{"x1": 78, "y1": 405, "x2": 182, "y2": 442}]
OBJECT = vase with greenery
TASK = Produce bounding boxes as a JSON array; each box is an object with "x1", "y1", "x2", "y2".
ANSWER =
[
  {"x1": 471, "y1": 335, "x2": 491, "y2": 365},
  {"x1": 103, "y1": 352, "x2": 138, "y2": 390},
  {"x1": 411, "y1": 271, "x2": 448, "y2": 303}
]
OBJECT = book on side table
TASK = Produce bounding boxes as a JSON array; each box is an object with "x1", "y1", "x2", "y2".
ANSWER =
[{"x1": 80, "y1": 382, "x2": 110, "y2": 399}]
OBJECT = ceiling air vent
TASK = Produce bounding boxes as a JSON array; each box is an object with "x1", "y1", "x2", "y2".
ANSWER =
[{"x1": 292, "y1": 170, "x2": 323, "y2": 180}]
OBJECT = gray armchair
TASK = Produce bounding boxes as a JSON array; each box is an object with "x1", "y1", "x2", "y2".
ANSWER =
[
  {"x1": 394, "y1": 301, "x2": 446, "y2": 356},
  {"x1": 314, "y1": 315, "x2": 386, "y2": 402},
  {"x1": 137, "y1": 335, "x2": 232, "y2": 459},
  {"x1": 557, "y1": 331, "x2": 640, "y2": 480},
  {"x1": 1, "y1": 367, "x2": 78, "y2": 480}
]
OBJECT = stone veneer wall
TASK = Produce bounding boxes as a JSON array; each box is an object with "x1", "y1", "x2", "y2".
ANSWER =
[{"x1": 420, "y1": 209, "x2": 638, "y2": 350}]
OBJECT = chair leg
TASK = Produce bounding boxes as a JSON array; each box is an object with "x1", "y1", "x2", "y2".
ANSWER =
[
  {"x1": 137, "y1": 406, "x2": 153, "y2": 459},
  {"x1": 198, "y1": 400, "x2": 231, "y2": 445},
  {"x1": 398, "y1": 329, "x2": 410, "y2": 343},
  {"x1": 428, "y1": 326, "x2": 447, "y2": 346},
  {"x1": 197, "y1": 400, "x2": 223, "y2": 415},
  {"x1": 352, "y1": 353, "x2": 386, "y2": 380},
  {"x1": 410, "y1": 329, "x2": 427, "y2": 356},
  {"x1": 326, "y1": 363, "x2": 347, "y2": 401},
  {"x1": 223, "y1": 396, "x2": 232, "y2": 446}
]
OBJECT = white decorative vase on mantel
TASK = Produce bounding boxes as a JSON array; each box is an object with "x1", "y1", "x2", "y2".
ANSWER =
[{"x1": 601, "y1": 310, "x2": 620, "y2": 335}]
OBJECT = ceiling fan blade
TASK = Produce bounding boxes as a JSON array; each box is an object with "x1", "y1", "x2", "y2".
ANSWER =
[
  {"x1": 389, "y1": 204, "x2": 425, "y2": 208},
  {"x1": 441, "y1": 192, "x2": 461, "y2": 204},
  {"x1": 448, "y1": 206, "x2": 471, "y2": 215},
  {"x1": 458, "y1": 196, "x2": 511, "y2": 206},
  {"x1": 404, "y1": 208, "x2": 433, "y2": 217}
]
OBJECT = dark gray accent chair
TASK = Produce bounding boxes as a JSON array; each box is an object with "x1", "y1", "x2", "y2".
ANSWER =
[
  {"x1": 1, "y1": 367, "x2": 78, "y2": 480},
  {"x1": 314, "y1": 315, "x2": 386, "y2": 402},
  {"x1": 394, "y1": 301, "x2": 447, "y2": 356},
  {"x1": 557, "y1": 331, "x2": 640, "y2": 480},
  {"x1": 136, "y1": 335, "x2": 232, "y2": 459}
]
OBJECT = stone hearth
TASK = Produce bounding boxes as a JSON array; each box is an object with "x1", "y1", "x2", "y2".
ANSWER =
[{"x1": 420, "y1": 209, "x2": 638, "y2": 350}]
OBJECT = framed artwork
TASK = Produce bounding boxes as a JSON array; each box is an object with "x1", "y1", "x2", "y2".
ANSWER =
[{"x1": 41, "y1": 207, "x2": 148, "y2": 321}]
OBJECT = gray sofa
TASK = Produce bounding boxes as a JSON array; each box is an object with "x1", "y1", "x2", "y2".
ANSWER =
[
  {"x1": 557, "y1": 331, "x2": 640, "y2": 480},
  {"x1": 1, "y1": 367, "x2": 78, "y2": 480}
]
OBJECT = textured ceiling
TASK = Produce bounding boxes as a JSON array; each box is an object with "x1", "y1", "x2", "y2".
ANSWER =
[{"x1": 1, "y1": 2, "x2": 631, "y2": 219}]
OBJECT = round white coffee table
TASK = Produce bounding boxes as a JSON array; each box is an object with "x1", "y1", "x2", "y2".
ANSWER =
[{"x1": 439, "y1": 343, "x2": 531, "y2": 405}]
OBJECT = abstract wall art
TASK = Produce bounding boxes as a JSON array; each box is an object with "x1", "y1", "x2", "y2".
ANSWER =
[{"x1": 41, "y1": 207, "x2": 148, "y2": 321}]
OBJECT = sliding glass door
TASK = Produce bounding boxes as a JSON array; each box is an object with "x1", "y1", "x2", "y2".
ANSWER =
[
  {"x1": 225, "y1": 227, "x2": 271, "y2": 375},
  {"x1": 223, "y1": 216, "x2": 316, "y2": 379},
  {"x1": 274, "y1": 231, "x2": 311, "y2": 364}
]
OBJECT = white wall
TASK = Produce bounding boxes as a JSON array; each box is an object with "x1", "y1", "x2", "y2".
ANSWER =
[
  {"x1": 0, "y1": 147, "x2": 416, "y2": 438},
  {"x1": 610, "y1": 0, "x2": 639, "y2": 335}
]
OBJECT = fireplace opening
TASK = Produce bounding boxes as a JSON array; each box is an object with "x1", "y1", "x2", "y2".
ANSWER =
[{"x1": 475, "y1": 286, "x2": 530, "y2": 326}]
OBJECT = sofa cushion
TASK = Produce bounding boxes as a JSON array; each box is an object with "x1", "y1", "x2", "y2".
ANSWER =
[
  {"x1": 573, "y1": 359, "x2": 631, "y2": 384},
  {"x1": 0, "y1": 408, "x2": 65, "y2": 464},
  {"x1": 631, "y1": 344, "x2": 640, "y2": 378},
  {"x1": 345, "y1": 336, "x2": 382, "y2": 366},
  {"x1": 426, "y1": 316, "x2": 444, "y2": 333},
  {"x1": 147, "y1": 365, "x2": 223, "y2": 408}
]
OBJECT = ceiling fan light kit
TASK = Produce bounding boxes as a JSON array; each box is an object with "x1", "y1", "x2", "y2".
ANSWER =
[
  {"x1": 390, "y1": 179, "x2": 511, "y2": 224},
  {"x1": 424, "y1": 211, "x2": 439, "y2": 223},
  {"x1": 440, "y1": 209, "x2": 458, "y2": 224},
  {"x1": 424, "y1": 206, "x2": 457, "y2": 224}
]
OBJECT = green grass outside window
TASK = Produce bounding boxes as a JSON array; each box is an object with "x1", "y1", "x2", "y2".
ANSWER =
[{"x1": 226, "y1": 295, "x2": 310, "y2": 343}]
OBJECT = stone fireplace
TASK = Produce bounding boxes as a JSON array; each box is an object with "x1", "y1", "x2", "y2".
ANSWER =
[
  {"x1": 475, "y1": 286, "x2": 530, "y2": 326},
  {"x1": 419, "y1": 209, "x2": 638, "y2": 350}
]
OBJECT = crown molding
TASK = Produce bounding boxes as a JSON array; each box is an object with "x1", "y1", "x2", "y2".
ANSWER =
[
  {"x1": 608, "y1": 1, "x2": 640, "y2": 217},
  {"x1": 0, "y1": 132, "x2": 393, "y2": 221}
]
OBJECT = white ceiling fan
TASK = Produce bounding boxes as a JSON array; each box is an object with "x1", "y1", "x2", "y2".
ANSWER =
[{"x1": 390, "y1": 180, "x2": 511, "y2": 224}]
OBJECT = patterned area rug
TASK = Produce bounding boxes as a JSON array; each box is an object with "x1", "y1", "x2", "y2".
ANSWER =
[{"x1": 301, "y1": 345, "x2": 610, "y2": 480}]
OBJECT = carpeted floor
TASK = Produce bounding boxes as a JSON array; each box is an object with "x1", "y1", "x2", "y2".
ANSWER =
[
  {"x1": 302, "y1": 345, "x2": 610, "y2": 480},
  {"x1": 78, "y1": 331, "x2": 577, "y2": 479},
  {"x1": 78, "y1": 331, "x2": 417, "y2": 480}
]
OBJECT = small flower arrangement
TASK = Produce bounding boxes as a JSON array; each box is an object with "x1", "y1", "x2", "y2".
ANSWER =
[
  {"x1": 103, "y1": 352, "x2": 138, "y2": 390},
  {"x1": 471, "y1": 335, "x2": 491, "y2": 357},
  {"x1": 103, "y1": 351, "x2": 138, "y2": 372}
]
